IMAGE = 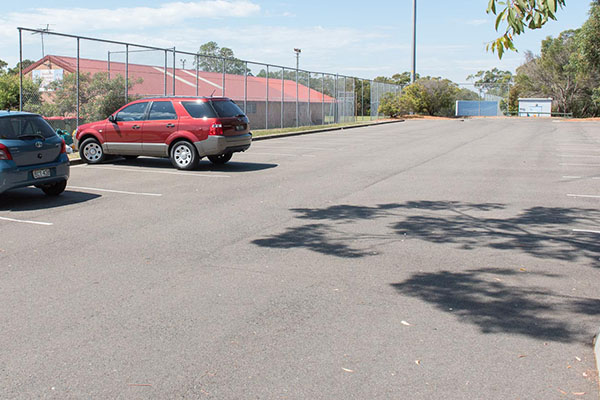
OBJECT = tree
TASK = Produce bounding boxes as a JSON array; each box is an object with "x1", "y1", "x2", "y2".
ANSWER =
[
  {"x1": 467, "y1": 68, "x2": 513, "y2": 97},
  {"x1": 378, "y1": 77, "x2": 460, "y2": 117},
  {"x1": 194, "y1": 41, "x2": 246, "y2": 75},
  {"x1": 487, "y1": 0, "x2": 567, "y2": 58},
  {"x1": 579, "y1": 2, "x2": 600, "y2": 70},
  {"x1": 374, "y1": 72, "x2": 415, "y2": 86},
  {"x1": 0, "y1": 60, "x2": 41, "y2": 110}
]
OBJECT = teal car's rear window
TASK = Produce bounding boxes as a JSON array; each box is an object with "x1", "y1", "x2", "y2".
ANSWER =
[{"x1": 0, "y1": 116, "x2": 57, "y2": 140}]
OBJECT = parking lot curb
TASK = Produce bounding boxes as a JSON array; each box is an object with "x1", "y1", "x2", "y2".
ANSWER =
[
  {"x1": 595, "y1": 328, "x2": 600, "y2": 399},
  {"x1": 252, "y1": 119, "x2": 405, "y2": 141},
  {"x1": 65, "y1": 119, "x2": 405, "y2": 164}
]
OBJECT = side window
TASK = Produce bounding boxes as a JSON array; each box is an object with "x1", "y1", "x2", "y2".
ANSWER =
[
  {"x1": 148, "y1": 101, "x2": 177, "y2": 120},
  {"x1": 116, "y1": 102, "x2": 148, "y2": 122}
]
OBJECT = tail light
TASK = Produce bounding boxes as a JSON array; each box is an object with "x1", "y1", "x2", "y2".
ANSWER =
[
  {"x1": 209, "y1": 122, "x2": 223, "y2": 136},
  {"x1": 0, "y1": 144, "x2": 12, "y2": 160},
  {"x1": 60, "y1": 139, "x2": 67, "y2": 154}
]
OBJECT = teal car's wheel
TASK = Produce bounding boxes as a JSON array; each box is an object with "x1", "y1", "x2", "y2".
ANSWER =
[{"x1": 40, "y1": 180, "x2": 67, "y2": 196}]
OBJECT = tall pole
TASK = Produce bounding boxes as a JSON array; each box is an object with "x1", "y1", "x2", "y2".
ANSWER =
[
  {"x1": 19, "y1": 28, "x2": 23, "y2": 111},
  {"x1": 172, "y1": 47, "x2": 176, "y2": 95},
  {"x1": 76, "y1": 38, "x2": 80, "y2": 129},
  {"x1": 411, "y1": 0, "x2": 417, "y2": 83},
  {"x1": 125, "y1": 44, "x2": 129, "y2": 103},
  {"x1": 294, "y1": 48, "x2": 301, "y2": 127}
]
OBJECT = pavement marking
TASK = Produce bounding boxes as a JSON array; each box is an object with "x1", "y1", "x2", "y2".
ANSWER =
[
  {"x1": 567, "y1": 194, "x2": 600, "y2": 199},
  {"x1": 573, "y1": 229, "x2": 600, "y2": 234},
  {"x1": 562, "y1": 176, "x2": 583, "y2": 179},
  {"x1": 559, "y1": 155, "x2": 600, "y2": 158},
  {"x1": 68, "y1": 186, "x2": 162, "y2": 197},
  {"x1": 74, "y1": 165, "x2": 231, "y2": 178},
  {"x1": 0, "y1": 216, "x2": 53, "y2": 226},
  {"x1": 560, "y1": 163, "x2": 600, "y2": 167},
  {"x1": 255, "y1": 145, "x2": 329, "y2": 151},
  {"x1": 244, "y1": 152, "x2": 317, "y2": 157}
]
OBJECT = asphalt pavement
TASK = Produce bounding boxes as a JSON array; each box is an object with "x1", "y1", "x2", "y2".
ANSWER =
[{"x1": 1, "y1": 118, "x2": 599, "y2": 399}]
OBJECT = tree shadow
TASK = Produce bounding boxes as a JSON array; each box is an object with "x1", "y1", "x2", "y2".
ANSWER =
[
  {"x1": 0, "y1": 188, "x2": 101, "y2": 212},
  {"x1": 252, "y1": 201, "x2": 600, "y2": 265},
  {"x1": 391, "y1": 268, "x2": 600, "y2": 343}
]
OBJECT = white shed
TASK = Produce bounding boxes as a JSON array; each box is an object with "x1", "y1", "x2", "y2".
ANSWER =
[{"x1": 518, "y1": 98, "x2": 553, "y2": 118}]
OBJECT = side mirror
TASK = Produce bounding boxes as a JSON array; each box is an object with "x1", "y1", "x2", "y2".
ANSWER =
[{"x1": 108, "y1": 114, "x2": 117, "y2": 123}]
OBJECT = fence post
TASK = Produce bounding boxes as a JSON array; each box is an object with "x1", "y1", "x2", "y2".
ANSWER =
[
  {"x1": 321, "y1": 73, "x2": 325, "y2": 125},
  {"x1": 76, "y1": 38, "x2": 80, "y2": 129},
  {"x1": 308, "y1": 72, "x2": 311, "y2": 125},
  {"x1": 244, "y1": 61, "x2": 248, "y2": 114},
  {"x1": 222, "y1": 58, "x2": 226, "y2": 96},
  {"x1": 172, "y1": 47, "x2": 176, "y2": 95},
  {"x1": 361, "y1": 79, "x2": 364, "y2": 120},
  {"x1": 295, "y1": 66, "x2": 299, "y2": 127},
  {"x1": 164, "y1": 50, "x2": 167, "y2": 96},
  {"x1": 196, "y1": 54, "x2": 199, "y2": 96},
  {"x1": 125, "y1": 44, "x2": 129, "y2": 103},
  {"x1": 107, "y1": 51, "x2": 111, "y2": 80},
  {"x1": 281, "y1": 67, "x2": 284, "y2": 129},
  {"x1": 266, "y1": 65, "x2": 269, "y2": 130},
  {"x1": 334, "y1": 74, "x2": 338, "y2": 123},
  {"x1": 18, "y1": 28, "x2": 23, "y2": 111}
]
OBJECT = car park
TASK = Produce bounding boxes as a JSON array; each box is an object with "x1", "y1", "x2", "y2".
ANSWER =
[
  {"x1": 0, "y1": 111, "x2": 70, "y2": 196},
  {"x1": 75, "y1": 97, "x2": 252, "y2": 170}
]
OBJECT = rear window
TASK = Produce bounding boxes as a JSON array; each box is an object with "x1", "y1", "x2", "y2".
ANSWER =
[
  {"x1": 0, "y1": 116, "x2": 57, "y2": 140},
  {"x1": 210, "y1": 100, "x2": 245, "y2": 118},
  {"x1": 182, "y1": 101, "x2": 217, "y2": 119}
]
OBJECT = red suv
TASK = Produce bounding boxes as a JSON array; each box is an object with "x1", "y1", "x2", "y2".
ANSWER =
[{"x1": 75, "y1": 97, "x2": 252, "y2": 170}]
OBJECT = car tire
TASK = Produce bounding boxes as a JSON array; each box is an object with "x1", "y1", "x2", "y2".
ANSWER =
[
  {"x1": 79, "y1": 138, "x2": 105, "y2": 164},
  {"x1": 208, "y1": 153, "x2": 232, "y2": 165},
  {"x1": 40, "y1": 179, "x2": 67, "y2": 196},
  {"x1": 170, "y1": 141, "x2": 199, "y2": 170}
]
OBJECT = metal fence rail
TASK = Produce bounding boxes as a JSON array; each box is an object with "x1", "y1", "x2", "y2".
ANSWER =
[{"x1": 17, "y1": 27, "x2": 402, "y2": 132}]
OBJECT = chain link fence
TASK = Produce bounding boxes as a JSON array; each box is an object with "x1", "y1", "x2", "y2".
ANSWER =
[{"x1": 17, "y1": 28, "x2": 402, "y2": 133}]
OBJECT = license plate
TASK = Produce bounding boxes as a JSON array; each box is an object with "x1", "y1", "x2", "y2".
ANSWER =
[
  {"x1": 235, "y1": 124, "x2": 246, "y2": 131},
  {"x1": 33, "y1": 168, "x2": 51, "y2": 179}
]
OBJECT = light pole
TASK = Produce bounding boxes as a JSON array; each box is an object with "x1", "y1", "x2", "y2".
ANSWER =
[{"x1": 411, "y1": 0, "x2": 417, "y2": 83}]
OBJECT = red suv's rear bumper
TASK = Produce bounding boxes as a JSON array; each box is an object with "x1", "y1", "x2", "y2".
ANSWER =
[{"x1": 194, "y1": 133, "x2": 252, "y2": 156}]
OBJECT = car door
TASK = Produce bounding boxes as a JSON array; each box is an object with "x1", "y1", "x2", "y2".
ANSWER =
[
  {"x1": 142, "y1": 101, "x2": 178, "y2": 156},
  {"x1": 104, "y1": 102, "x2": 149, "y2": 154}
]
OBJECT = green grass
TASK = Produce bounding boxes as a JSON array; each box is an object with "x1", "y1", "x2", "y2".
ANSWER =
[{"x1": 252, "y1": 118, "x2": 379, "y2": 137}]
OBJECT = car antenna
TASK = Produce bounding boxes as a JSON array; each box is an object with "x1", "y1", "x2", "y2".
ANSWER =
[{"x1": 210, "y1": 89, "x2": 216, "y2": 97}]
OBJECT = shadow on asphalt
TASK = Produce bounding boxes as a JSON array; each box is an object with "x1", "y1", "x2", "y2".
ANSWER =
[
  {"x1": 109, "y1": 157, "x2": 278, "y2": 173},
  {"x1": 0, "y1": 188, "x2": 101, "y2": 212},
  {"x1": 252, "y1": 200, "x2": 600, "y2": 265},
  {"x1": 391, "y1": 268, "x2": 600, "y2": 343}
]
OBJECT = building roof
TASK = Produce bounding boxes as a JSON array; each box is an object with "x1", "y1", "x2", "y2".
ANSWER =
[{"x1": 23, "y1": 55, "x2": 335, "y2": 103}]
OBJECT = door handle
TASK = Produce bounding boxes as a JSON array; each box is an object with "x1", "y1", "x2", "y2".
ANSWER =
[
  {"x1": 132, "y1": 125, "x2": 141, "y2": 130},
  {"x1": 166, "y1": 123, "x2": 176, "y2": 128}
]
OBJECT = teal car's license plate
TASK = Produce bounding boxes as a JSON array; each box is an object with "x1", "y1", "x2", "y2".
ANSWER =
[{"x1": 33, "y1": 168, "x2": 51, "y2": 179}]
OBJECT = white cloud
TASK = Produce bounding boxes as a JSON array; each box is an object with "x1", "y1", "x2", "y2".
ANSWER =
[
  {"x1": 1, "y1": 1, "x2": 260, "y2": 34},
  {"x1": 465, "y1": 19, "x2": 489, "y2": 26}
]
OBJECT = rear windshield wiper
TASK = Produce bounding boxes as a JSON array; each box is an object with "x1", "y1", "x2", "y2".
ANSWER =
[{"x1": 17, "y1": 133, "x2": 46, "y2": 140}]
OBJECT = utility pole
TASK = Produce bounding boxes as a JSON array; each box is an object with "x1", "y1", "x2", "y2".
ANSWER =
[{"x1": 411, "y1": 0, "x2": 417, "y2": 83}]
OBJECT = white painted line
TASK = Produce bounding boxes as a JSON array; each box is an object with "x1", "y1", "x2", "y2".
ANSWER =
[
  {"x1": 562, "y1": 176, "x2": 583, "y2": 179},
  {"x1": 79, "y1": 165, "x2": 231, "y2": 178},
  {"x1": 573, "y1": 229, "x2": 600, "y2": 234},
  {"x1": 567, "y1": 194, "x2": 600, "y2": 199},
  {"x1": 0, "y1": 216, "x2": 53, "y2": 226},
  {"x1": 244, "y1": 152, "x2": 316, "y2": 157},
  {"x1": 560, "y1": 163, "x2": 600, "y2": 167},
  {"x1": 256, "y1": 145, "x2": 329, "y2": 151},
  {"x1": 559, "y1": 155, "x2": 600, "y2": 158},
  {"x1": 68, "y1": 186, "x2": 162, "y2": 197}
]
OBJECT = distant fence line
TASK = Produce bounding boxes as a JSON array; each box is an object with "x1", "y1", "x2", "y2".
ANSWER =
[{"x1": 18, "y1": 27, "x2": 403, "y2": 131}]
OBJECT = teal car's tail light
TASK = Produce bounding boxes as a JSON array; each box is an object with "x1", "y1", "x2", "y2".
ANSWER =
[{"x1": 0, "y1": 144, "x2": 12, "y2": 160}]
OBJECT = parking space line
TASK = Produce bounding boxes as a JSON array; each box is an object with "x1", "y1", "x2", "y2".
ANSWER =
[
  {"x1": 567, "y1": 194, "x2": 600, "y2": 199},
  {"x1": 559, "y1": 155, "x2": 600, "y2": 158},
  {"x1": 562, "y1": 176, "x2": 583, "y2": 179},
  {"x1": 573, "y1": 229, "x2": 600, "y2": 234},
  {"x1": 75, "y1": 165, "x2": 231, "y2": 178},
  {"x1": 68, "y1": 186, "x2": 162, "y2": 197},
  {"x1": 244, "y1": 152, "x2": 316, "y2": 158},
  {"x1": 0, "y1": 216, "x2": 53, "y2": 226},
  {"x1": 560, "y1": 163, "x2": 600, "y2": 167},
  {"x1": 255, "y1": 145, "x2": 329, "y2": 151}
]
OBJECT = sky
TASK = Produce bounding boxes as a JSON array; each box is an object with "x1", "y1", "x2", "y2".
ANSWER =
[{"x1": 0, "y1": 0, "x2": 594, "y2": 83}]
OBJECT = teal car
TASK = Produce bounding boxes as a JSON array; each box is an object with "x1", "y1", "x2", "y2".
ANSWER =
[{"x1": 0, "y1": 111, "x2": 70, "y2": 196}]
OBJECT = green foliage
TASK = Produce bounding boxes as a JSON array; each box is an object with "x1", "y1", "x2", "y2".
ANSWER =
[
  {"x1": 467, "y1": 68, "x2": 513, "y2": 97},
  {"x1": 378, "y1": 77, "x2": 460, "y2": 117},
  {"x1": 194, "y1": 41, "x2": 246, "y2": 75},
  {"x1": 26, "y1": 72, "x2": 143, "y2": 122},
  {"x1": 374, "y1": 72, "x2": 415, "y2": 86},
  {"x1": 487, "y1": 0, "x2": 567, "y2": 58},
  {"x1": 579, "y1": 2, "x2": 600, "y2": 70},
  {"x1": 0, "y1": 60, "x2": 41, "y2": 110}
]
